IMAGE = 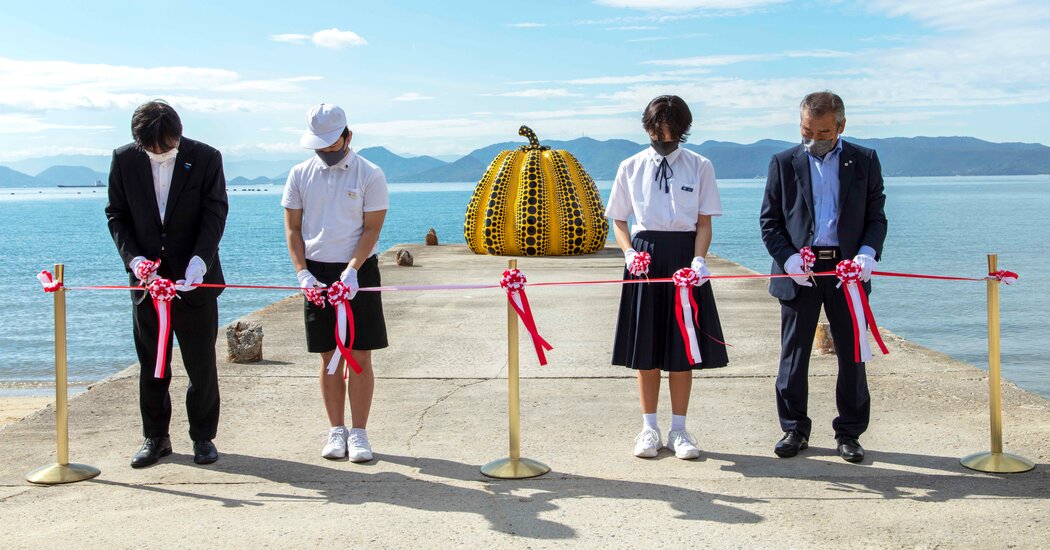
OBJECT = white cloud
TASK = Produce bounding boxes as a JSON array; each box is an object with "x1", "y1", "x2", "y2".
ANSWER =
[
  {"x1": 271, "y1": 28, "x2": 368, "y2": 49},
  {"x1": 509, "y1": 22, "x2": 547, "y2": 28},
  {"x1": 646, "y1": 50, "x2": 852, "y2": 67},
  {"x1": 393, "y1": 92, "x2": 434, "y2": 102},
  {"x1": 0, "y1": 57, "x2": 312, "y2": 113},
  {"x1": 270, "y1": 33, "x2": 310, "y2": 44},
  {"x1": 490, "y1": 88, "x2": 582, "y2": 99},
  {"x1": 312, "y1": 28, "x2": 368, "y2": 49},
  {"x1": 0, "y1": 114, "x2": 113, "y2": 134},
  {"x1": 607, "y1": 25, "x2": 659, "y2": 30},
  {"x1": 594, "y1": 0, "x2": 785, "y2": 10},
  {"x1": 0, "y1": 146, "x2": 113, "y2": 162}
]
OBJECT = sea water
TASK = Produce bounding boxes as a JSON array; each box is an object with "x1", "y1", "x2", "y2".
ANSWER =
[{"x1": 1, "y1": 176, "x2": 1047, "y2": 399}]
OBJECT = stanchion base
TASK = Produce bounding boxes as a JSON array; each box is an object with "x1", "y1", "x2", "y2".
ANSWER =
[
  {"x1": 25, "y1": 462, "x2": 101, "y2": 485},
  {"x1": 481, "y1": 457, "x2": 550, "y2": 479},
  {"x1": 961, "y1": 451, "x2": 1035, "y2": 474}
]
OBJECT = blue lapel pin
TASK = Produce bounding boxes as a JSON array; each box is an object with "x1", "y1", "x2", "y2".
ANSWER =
[{"x1": 184, "y1": 162, "x2": 192, "y2": 170}]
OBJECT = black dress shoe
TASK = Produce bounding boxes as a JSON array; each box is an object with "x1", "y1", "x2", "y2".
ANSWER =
[
  {"x1": 193, "y1": 440, "x2": 219, "y2": 465},
  {"x1": 774, "y1": 430, "x2": 809, "y2": 458},
  {"x1": 836, "y1": 437, "x2": 865, "y2": 463},
  {"x1": 131, "y1": 436, "x2": 172, "y2": 468}
]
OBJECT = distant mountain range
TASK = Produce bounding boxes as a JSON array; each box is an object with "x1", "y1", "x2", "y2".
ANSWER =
[{"x1": 3, "y1": 136, "x2": 1050, "y2": 188}]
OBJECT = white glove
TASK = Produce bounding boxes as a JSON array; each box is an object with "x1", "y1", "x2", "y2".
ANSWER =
[
  {"x1": 784, "y1": 254, "x2": 813, "y2": 287},
  {"x1": 297, "y1": 269, "x2": 324, "y2": 296},
  {"x1": 340, "y1": 266, "x2": 359, "y2": 300},
  {"x1": 624, "y1": 248, "x2": 637, "y2": 269},
  {"x1": 690, "y1": 256, "x2": 710, "y2": 286},
  {"x1": 129, "y1": 256, "x2": 158, "y2": 284},
  {"x1": 176, "y1": 256, "x2": 206, "y2": 292},
  {"x1": 853, "y1": 253, "x2": 877, "y2": 283}
]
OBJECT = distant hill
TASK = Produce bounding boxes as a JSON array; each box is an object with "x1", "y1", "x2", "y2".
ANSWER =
[
  {"x1": 357, "y1": 147, "x2": 446, "y2": 181},
  {"x1": 3, "y1": 135, "x2": 1049, "y2": 188},
  {"x1": 35, "y1": 165, "x2": 107, "y2": 187},
  {"x1": 0, "y1": 166, "x2": 47, "y2": 187}
]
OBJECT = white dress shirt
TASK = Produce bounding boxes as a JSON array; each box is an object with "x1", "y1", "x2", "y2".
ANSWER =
[
  {"x1": 149, "y1": 155, "x2": 176, "y2": 223},
  {"x1": 281, "y1": 148, "x2": 389, "y2": 263},
  {"x1": 605, "y1": 146, "x2": 722, "y2": 234}
]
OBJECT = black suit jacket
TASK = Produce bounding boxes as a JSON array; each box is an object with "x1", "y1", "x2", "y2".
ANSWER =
[
  {"x1": 105, "y1": 137, "x2": 228, "y2": 303},
  {"x1": 759, "y1": 140, "x2": 887, "y2": 301}
]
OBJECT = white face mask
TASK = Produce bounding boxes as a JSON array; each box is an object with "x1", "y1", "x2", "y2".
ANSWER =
[{"x1": 145, "y1": 147, "x2": 179, "y2": 163}]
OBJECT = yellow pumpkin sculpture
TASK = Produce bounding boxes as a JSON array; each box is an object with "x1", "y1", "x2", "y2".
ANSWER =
[{"x1": 464, "y1": 125, "x2": 609, "y2": 256}]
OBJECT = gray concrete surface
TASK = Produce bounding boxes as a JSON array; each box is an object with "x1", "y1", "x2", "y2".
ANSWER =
[{"x1": 1, "y1": 244, "x2": 1047, "y2": 548}]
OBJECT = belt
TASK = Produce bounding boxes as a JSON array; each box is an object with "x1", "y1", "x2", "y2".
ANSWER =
[{"x1": 810, "y1": 247, "x2": 840, "y2": 260}]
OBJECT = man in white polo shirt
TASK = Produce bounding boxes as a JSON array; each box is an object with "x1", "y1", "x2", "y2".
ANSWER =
[{"x1": 282, "y1": 103, "x2": 389, "y2": 462}]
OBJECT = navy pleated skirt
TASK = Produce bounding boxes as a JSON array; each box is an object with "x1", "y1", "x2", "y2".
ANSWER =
[{"x1": 612, "y1": 230, "x2": 729, "y2": 372}]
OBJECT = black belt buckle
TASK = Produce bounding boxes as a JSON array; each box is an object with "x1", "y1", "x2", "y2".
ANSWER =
[{"x1": 815, "y1": 249, "x2": 838, "y2": 260}]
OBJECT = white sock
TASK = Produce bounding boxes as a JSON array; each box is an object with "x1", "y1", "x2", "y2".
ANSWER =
[
  {"x1": 671, "y1": 414, "x2": 686, "y2": 432},
  {"x1": 642, "y1": 413, "x2": 659, "y2": 431}
]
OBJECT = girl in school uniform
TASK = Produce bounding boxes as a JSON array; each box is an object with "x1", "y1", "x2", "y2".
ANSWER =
[{"x1": 605, "y1": 95, "x2": 729, "y2": 460}]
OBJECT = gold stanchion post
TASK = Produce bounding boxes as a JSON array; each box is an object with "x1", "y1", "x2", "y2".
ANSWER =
[
  {"x1": 961, "y1": 254, "x2": 1034, "y2": 473},
  {"x1": 481, "y1": 259, "x2": 550, "y2": 479},
  {"x1": 26, "y1": 264, "x2": 100, "y2": 484}
]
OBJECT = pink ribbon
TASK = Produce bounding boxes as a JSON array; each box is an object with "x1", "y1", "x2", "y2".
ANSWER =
[
  {"x1": 836, "y1": 260, "x2": 889, "y2": 363},
  {"x1": 36, "y1": 270, "x2": 63, "y2": 293},
  {"x1": 672, "y1": 268, "x2": 703, "y2": 364},
  {"x1": 500, "y1": 269, "x2": 553, "y2": 366},
  {"x1": 325, "y1": 281, "x2": 361, "y2": 378},
  {"x1": 148, "y1": 278, "x2": 177, "y2": 379}
]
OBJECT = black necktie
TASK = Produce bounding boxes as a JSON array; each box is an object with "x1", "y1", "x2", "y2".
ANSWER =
[{"x1": 654, "y1": 158, "x2": 672, "y2": 194}]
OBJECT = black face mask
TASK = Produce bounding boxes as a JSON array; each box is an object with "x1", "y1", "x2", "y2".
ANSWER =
[{"x1": 650, "y1": 139, "x2": 679, "y2": 157}]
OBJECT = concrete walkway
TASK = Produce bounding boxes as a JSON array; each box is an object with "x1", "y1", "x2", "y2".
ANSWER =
[{"x1": 1, "y1": 244, "x2": 1047, "y2": 548}]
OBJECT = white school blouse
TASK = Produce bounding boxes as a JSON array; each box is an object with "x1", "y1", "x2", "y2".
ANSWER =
[{"x1": 605, "y1": 146, "x2": 722, "y2": 235}]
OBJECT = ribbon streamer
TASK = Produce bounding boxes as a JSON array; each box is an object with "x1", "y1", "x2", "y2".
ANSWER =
[
  {"x1": 148, "y1": 278, "x2": 177, "y2": 379},
  {"x1": 325, "y1": 281, "x2": 362, "y2": 377},
  {"x1": 500, "y1": 269, "x2": 553, "y2": 365},
  {"x1": 672, "y1": 268, "x2": 703, "y2": 364},
  {"x1": 135, "y1": 258, "x2": 161, "y2": 283},
  {"x1": 836, "y1": 260, "x2": 889, "y2": 363},
  {"x1": 989, "y1": 270, "x2": 1019, "y2": 285}
]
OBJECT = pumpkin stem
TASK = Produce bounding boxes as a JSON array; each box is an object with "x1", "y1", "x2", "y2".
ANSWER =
[{"x1": 518, "y1": 125, "x2": 541, "y2": 149}]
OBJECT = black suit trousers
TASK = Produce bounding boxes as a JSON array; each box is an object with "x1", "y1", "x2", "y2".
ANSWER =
[
  {"x1": 132, "y1": 291, "x2": 220, "y2": 440},
  {"x1": 775, "y1": 262, "x2": 870, "y2": 439}
]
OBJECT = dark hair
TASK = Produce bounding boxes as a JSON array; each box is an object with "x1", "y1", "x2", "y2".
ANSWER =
[
  {"x1": 642, "y1": 95, "x2": 692, "y2": 143},
  {"x1": 800, "y1": 91, "x2": 845, "y2": 125},
  {"x1": 131, "y1": 100, "x2": 183, "y2": 151}
]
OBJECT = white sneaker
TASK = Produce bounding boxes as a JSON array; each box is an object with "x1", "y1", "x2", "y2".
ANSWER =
[
  {"x1": 347, "y1": 428, "x2": 373, "y2": 463},
  {"x1": 666, "y1": 430, "x2": 700, "y2": 459},
  {"x1": 633, "y1": 427, "x2": 662, "y2": 458},
  {"x1": 322, "y1": 426, "x2": 348, "y2": 459}
]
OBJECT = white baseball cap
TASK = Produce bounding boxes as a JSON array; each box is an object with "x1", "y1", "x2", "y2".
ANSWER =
[{"x1": 300, "y1": 103, "x2": 347, "y2": 149}]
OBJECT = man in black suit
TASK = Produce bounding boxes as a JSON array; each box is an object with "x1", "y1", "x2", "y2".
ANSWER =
[
  {"x1": 105, "y1": 100, "x2": 228, "y2": 467},
  {"x1": 759, "y1": 91, "x2": 887, "y2": 463}
]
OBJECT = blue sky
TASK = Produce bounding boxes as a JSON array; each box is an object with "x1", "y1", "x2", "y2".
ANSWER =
[{"x1": 1, "y1": 0, "x2": 1049, "y2": 162}]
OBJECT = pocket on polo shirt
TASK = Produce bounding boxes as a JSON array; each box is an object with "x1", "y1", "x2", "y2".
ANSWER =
[{"x1": 341, "y1": 186, "x2": 364, "y2": 216}]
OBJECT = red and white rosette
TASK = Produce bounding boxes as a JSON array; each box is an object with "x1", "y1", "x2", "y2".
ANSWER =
[
  {"x1": 989, "y1": 270, "x2": 1019, "y2": 285},
  {"x1": 835, "y1": 260, "x2": 889, "y2": 363},
  {"x1": 303, "y1": 286, "x2": 326, "y2": 308},
  {"x1": 36, "y1": 270, "x2": 63, "y2": 293},
  {"x1": 148, "y1": 278, "x2": 177, "y2": 379},
  {"x1": 798, "y1": 246, "x2": 816, "y2": 272},
  {"x1": 627, "y1": 251, "x2": 651, "y2": 277},
  {"x1": 500, "y1": 269, "x2": 553, "y2": 366},
  {"x1": 135, "y1": 258, "x2": 161, "y2": 283},
  {"x1": 325, "y1": 281, "x2": 362, "y2": 378},
  {"x1": 672, "y1": 267, "x2": 703, "y2": 365}
]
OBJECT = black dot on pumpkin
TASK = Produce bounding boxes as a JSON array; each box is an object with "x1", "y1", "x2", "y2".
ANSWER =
[
  {"x1": 526, "y1": 237, "x2": 536, "y2": 246},
  {"x1": 526, "y1": 247, "x2": 536, "y2": 255},
  {"x1": 526, "y1": 226, "x2": 536, "y2": 235},
  {"x1": 528, "y1": 206, "x2": 537, "y2": 214}
]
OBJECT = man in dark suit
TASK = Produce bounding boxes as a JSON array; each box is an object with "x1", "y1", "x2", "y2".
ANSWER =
[
  {"x1": 759, "y1": 91, "x2": 887, "y2": 463},
  {"x1": 105, "y1": 100, "x2": 228, "y2": 467}
]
